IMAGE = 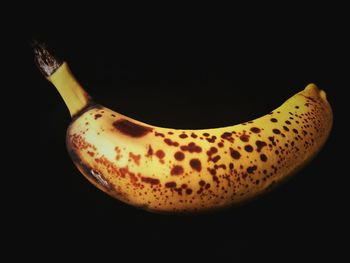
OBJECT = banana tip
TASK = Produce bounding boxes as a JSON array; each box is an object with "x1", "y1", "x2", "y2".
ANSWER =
[
  {"x1": 305, "y1": 83, "x2": 328, "y2": 101},
  {"x1": 305, "y1": 83, "x2": 319, "y2": 92},
  {"x1": 319, "y1": 89, "x2": 327, "y2": 100}
]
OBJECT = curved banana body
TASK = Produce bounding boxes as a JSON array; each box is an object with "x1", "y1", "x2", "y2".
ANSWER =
[
  {"x1": 35, "y1": 45, "x2": 332, "y2": 213},
  {"x1": 66, "y1": 84, "x2": 332, "y2": 213}
]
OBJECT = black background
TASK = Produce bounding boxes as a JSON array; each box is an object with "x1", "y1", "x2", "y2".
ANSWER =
[{"x1": 7, "y1": 4, "x2": 348, "y2": 261}]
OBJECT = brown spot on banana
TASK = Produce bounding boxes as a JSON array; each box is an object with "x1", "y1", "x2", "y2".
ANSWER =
[
  {"x1": 155, "y1": 150, "x2": 165, "y2": 163},
  {"x1": 141, "y1": 177, "x2": 160, "y2": 185},
  {"x1": 221, "y1": 132, "x2": 234, "y2": 142},
  {"x1": 180, "y1": 142, "x2": 202, "y2": 153},
  {"x1": 174, "y1": 151, "x2": 185, "y2": 161},
  {"x1": 165, "y1": 182, "x2": 177, "y2": 188},
  {"x1": 256, "y1": 140, "x2": 267, "y2": 152},
  {"x1": 113, "y1": 119, "x2": 153, "y2": 137},
  {"x1": 250, "y1": 127, "x2": 261, "y2": 133},
  {"x1": 129, "y1": 152, "x2": 141, "y2": 166},
  {"x1": 179, "y1": 133, "x2": 188, "y2": 139},
  {"x1": 171, "y1": 165, "x2": 184, "y2": 176},
  {"x1": 164, "y1": 138, "x2": 179, "y2": 147},
  {"x1": 94, "y1": 114, "x2": 102, "y2": 120},
  {"x1": 189, "y1": 159, "x2": 202, "y2": 172},
  {"x1": 239, "y1": 134, "x2": 250, "y2": 142},
  {"x1": 155, "y1": 132, "x2": 165, "y2": 137}
]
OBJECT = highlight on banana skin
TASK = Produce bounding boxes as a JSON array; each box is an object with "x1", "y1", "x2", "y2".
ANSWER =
[{"x1": 33, "y1": 42, "x2": 333, "y2": 214}]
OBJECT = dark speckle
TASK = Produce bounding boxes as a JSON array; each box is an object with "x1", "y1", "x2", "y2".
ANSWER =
[
  {"x1": 189, "y1": 159, "x2": 202, "y2": 172},
  {"x1": 240, "y1": 134, "x2": 250, "y2": 142},
  {"x1": 141, "y1": 177, "x2": 160, "y2": 185},
  {"x1": 165, "y1": 182, "x2": 177, "y2": 188},
  {"x1": 164, "y1": 138, "x2": 179, "y2": 147},
  {"x1": 221, "y1": 132, "x2": 234, "y2": 142},
  {"x1": 146, "y1": 145, "x2": 153, "y2": 157},
  {"x1": 129, "y1": 152, "x2": 141, "y2": 165},
  {"x1": 186, "y1": 189, "x2": 193, "y2": 195},
  {"x1": 244, "y1": 145, "x2": 253, "y2": 152},
  {"x1": 247, "y1": 165, "x2": 257, "y2": 174},
  {"x1": 273, "y1": 129, "x2": 281, "y2": 134},
  {"x1": 174, "y1": 151, "x2": 185, "y2": 161},
  {"x1": 212, "y1": 155, "x2": 221, "y2": 163},
  {"x1": 155, "y1": 132, "x2": 165, "y2": 137},
  {"x1": 179, "y1": 133, "x2": 188, "y2": 139},
  {"x1": 260, "y1": 154, "x2": 268, "y2": 162},
  {"x1": 206, "y1": 136, "x2": 217, "y2": 143},
  {"x1": 256, "y1": 140, "x2": 267, "y2": 152},
  {"x1": 208, "y1": 168, "x2": 216, "y2": 175},
  {"x1": 270, "y1": 118, "x2": 277, "y2": 123},
  {"x1": 306, "y1": 96, "x2": 316, "y2": 102},
  {"x1": 171, "y1": 165, "x2": 184, "y2": 176},
  {"x1": 94, "y1": 114, "x2": 102, "y2": 120},
  {"x1": 283, "y1": 126, "x2": 289, "y2": 132},
  {"x1": 180, "y1": 142, "x2": 202, "y2": 153},
  {"x1": 250, "y1": 127, "x2": 261, "y2": 133},
  {"x1": 156, "y1": 150, "x2": 165, "y2": 159},
  {"x1": 230, "y1": 148, "x2": 241, "y2": 159},
  {"x1": 268, "y1": 136, "x2": 276, "y2": 146},
  {"x1": 207, "y1": 147, "x2": 218, "y2": 155}
]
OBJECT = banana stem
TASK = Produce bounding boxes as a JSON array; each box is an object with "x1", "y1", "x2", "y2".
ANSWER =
[{"x1": 33, "y1": 42, "x2": 92, "y2": 117}]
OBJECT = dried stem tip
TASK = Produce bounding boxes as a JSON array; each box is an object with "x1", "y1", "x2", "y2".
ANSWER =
[{"x1": 32, "y1": 40, "x2": 63, "y2": 77}]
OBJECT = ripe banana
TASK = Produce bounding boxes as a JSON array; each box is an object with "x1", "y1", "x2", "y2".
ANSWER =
[{"x1": 34, "y1": 43, "x2": 333, "y2": 213}]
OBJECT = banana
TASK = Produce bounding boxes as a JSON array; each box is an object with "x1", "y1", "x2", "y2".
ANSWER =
[{"x1": 34, "y1": 43, "x2": 333, "y2": 213}]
